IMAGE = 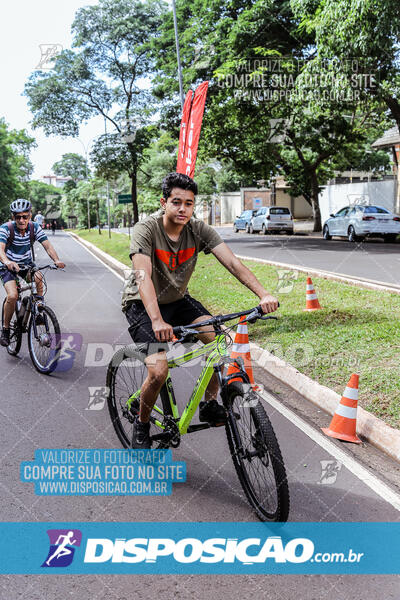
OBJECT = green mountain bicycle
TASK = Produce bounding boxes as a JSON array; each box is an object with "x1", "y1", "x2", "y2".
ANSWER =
[{"x1": 107, "y1": 305, "x2": 290, "y2": 522}]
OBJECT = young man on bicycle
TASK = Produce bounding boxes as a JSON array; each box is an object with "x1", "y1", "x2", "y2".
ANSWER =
[
  {"x1": 0, "y1": 199, "x2": 65, "y2": 347},
  {"x1": 122, "y1": 172, "x2": 278, "y2": 448}
]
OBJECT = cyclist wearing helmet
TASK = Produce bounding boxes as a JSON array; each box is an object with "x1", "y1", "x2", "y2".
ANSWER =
[{"x1": 0, "y1": 199, "x2": 65, "y2": 347}]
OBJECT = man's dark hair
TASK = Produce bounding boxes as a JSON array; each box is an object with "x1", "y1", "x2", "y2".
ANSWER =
[{"x1": 162, "y1": 172, "x2": 198, "y2": 200}]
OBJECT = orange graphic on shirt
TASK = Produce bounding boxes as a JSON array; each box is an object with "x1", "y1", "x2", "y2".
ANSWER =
[{"x1": 155, "y1": 247, "x2": 195, "y2": 271}]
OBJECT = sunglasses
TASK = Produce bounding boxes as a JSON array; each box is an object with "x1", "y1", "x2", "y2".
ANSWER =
[{"x1": 14, "y1": 215, "x2": 30, "y2": 220}]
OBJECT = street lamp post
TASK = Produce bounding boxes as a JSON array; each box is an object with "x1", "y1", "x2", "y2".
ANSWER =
[{"x1": 171, "y1": 0, "x2": 184, "y2": 110}]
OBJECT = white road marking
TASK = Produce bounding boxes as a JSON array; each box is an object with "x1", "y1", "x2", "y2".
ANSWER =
[{"x1": 261, "y1": 390, "x2": 400, "y2": 512}]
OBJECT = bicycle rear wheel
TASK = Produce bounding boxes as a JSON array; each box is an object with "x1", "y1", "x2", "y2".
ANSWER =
[
  {"x1": 224, "y1": 382, "x2": 290, "y2": 522},
  {"x1": 1, "y1": 299, "x2": 22, "y2": 356},
  {"x1": 28, "y1": 306, "x2": 61, "y2": 374},
  {"x1": 106, "y1": 345, "x2": 168, "y2": 449}
]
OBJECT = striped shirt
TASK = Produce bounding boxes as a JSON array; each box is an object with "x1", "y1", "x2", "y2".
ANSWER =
[{"x1": 0, "y1": 221, "x2": 48, "y2": 266}]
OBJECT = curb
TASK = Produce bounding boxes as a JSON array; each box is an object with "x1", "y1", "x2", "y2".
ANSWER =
[
  {"x1": 69, "y1": 231, "x2": 400, "y2": 463},
  {"x1": 249, "y1": 344, "x2": 400, "y2": 463},
  {"x1": 235, "y1": 254, "x2": 400, "y2": 294}
]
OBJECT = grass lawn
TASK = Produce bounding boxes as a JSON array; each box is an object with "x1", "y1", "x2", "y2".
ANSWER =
[{"x1": 72, "y1": 229, "x2": 400, "y2": 428}]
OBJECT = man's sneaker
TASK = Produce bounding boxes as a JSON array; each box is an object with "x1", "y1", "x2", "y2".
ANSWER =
[
  {"x1": 131, "y1": 417, "x2": 152, "y2": 449},
  {"x1": 199, "y1": 400, "x2": 227, "y2": 424},
  {"x1": 0, "y1": 328, "x2": 10, "y2": 347}
]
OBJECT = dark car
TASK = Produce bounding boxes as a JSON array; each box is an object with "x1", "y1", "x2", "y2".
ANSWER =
[{"x1": 234, "y1": 210, "x2": 257, "y2": 232}]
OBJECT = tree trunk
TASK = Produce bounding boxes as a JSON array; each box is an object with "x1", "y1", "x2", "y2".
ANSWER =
[
  {"x1": 131, "y1": 169, "x2": 139, "y2": 224},
  {"x1": 310, "y1": 170, "x2": 322, "y2": 232}
]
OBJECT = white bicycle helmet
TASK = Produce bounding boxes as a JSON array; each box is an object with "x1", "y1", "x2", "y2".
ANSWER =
[{"x1": 10, "y1": 199, "x2": 32, "y2": 213}]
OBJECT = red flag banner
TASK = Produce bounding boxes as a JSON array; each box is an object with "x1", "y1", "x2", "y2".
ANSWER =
[
  {"x1": 176, "y1": 89, "x2": 193, "y2": 175},
  {"x1": 176, "y1": 81, "x2": 209, "y2": 178}
]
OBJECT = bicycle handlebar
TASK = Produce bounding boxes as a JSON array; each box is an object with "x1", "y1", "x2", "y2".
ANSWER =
[
  {"x1": 11, "y1": 263, "x2": 60, "y2": 274},
  {"x1": 172, "y1": 304, "x2": 279, "y2": 343}
]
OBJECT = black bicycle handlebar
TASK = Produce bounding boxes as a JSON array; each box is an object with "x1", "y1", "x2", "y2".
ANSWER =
[
  {"x1": 11, "y1": 263, "x2": 60, "y2": 274},
  {"x1": 172, "y1": 303, "x2": 279, "y2": 343}
]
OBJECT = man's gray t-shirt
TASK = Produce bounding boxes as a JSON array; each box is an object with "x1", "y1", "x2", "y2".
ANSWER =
[{"x1": 121, "y1": 214, "x2": 223, "y2": 309}]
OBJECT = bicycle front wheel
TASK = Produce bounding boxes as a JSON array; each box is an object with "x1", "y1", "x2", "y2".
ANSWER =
[
  {"x1": 225, "y1": 383, "x2": 290, "y2": 522},
  {"x1": 28, "y1": 306, "x2": 61, "y2": 374},
  {"x1": 1, "y1": 299, "x2": 22, "y2": 356},
  {"x1": 106, "y1": 345, "x2": 168, "y2": 449}
]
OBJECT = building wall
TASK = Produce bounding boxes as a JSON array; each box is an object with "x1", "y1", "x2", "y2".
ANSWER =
[
  {"x1": 276, "y1": 189, "x2": 312, "y2": 218},
  {"x1": 318, "y1": 180, "x2": 397, "y2": 225},
  {"x1": 220, "y1": 192, "x2": 241, "y2": 224},
  {"x1": 242, "y1": 188, "x2": 272, "y2": 210}
]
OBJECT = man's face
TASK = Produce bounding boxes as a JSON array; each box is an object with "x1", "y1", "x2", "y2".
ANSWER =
[
  {"x1": 14, "y1": 212, "x2": 31, "y2": 231},
  {"x1": 161, "y1": 187, "x2": 195, "y2": 226}
]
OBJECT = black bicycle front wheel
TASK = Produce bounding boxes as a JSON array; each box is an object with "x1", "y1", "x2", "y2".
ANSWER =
[
  {"x1": 225, "y1": 383, "x2": 290, "y2": 522},
  {"x1": 1, "y1": 299, "x2": 22, "y2": 356},
  {"x1": 27, "y1": 306, "x2": 61, "y2": 374},
  {"x1": 106, "y1": 345, "x2": 169, "y2": 449}
]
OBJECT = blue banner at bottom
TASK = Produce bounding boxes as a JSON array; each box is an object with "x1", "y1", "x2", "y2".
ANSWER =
[{"x1": 0, "y1": 522, "x2": 398, "y2": 574}]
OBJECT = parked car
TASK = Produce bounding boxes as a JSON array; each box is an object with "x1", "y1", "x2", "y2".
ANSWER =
[
  {"x1": 322, "y1": 205, "x2": 400, "y2": 243},
  {"x1": 250, "y1": 206, "x2": 294, "y2": 234},
  {"x1": 234, "y1": 209, "x2": 257, "y2": 232}
]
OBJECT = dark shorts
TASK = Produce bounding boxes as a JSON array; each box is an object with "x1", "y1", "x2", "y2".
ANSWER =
[
  {"x1": 0, "y1": 265, "x2": 31, "y2": 286},
  {"x1": 125, "y1": 295, "x2": 211, "y2": 355}
]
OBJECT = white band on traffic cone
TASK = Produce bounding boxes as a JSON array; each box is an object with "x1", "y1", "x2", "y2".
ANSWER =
[
  {"x1": 232, "y1": 343, "x2": 251, "y2": 354},
  {"x1": 343, "y1": 387, "x2": 358, "y2": 400},
  {"x1": 335, "y1": 404, "x2": 357, "y2": 419}
]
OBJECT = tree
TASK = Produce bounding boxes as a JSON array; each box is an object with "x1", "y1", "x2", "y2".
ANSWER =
[
  {"x1": 154, "y1": 0, "x2": 390, "y2": 229},
  {"x1": 62, "y1": 178, "x2": 107, "y2": 230},
  {"x1": 27, "y1": 180, "x2": 62, "y2": 216},
  {"x1": 53, "y1": 153, "x2": 88, "y2": 182},
  {"x1": 0, "y1": 119, "x2": 35, "y2": 219},
  {"x1": 291, "y1": 0, "x2": 400, "y2": 128},
  {"x1": 90, "y1": 125, "x2": 156, "y2": 221},
  {"x1": 25, "y1": 0, "x2": 167, "y2": 223}
]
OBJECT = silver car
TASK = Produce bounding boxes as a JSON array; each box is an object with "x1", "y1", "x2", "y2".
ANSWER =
[
  {"x1": 323, "y1": 205, "x2": 400, "y2": 243},
  {"x1": 250, "y1": 206, "x2": 294, "y2": 234}
]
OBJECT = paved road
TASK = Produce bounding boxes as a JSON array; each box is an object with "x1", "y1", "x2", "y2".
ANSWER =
[
  {"x1": 114, "y1": 225, "x2": 400, "y2": 287},
  {"x1": 1, "y1": 232, "x2": 399, "y2": 598},
  {"x1": 215, "y1": 228, "x2": 400, "y2": 287}
]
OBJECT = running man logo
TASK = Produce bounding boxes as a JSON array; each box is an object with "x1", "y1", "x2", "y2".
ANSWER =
[
  {"x1": 48, "y1": 333, "x2": 83, "y2": 373},
  {"x1": 155, "y1": 248, "x2": 195, "y2": 271},
  {"x1": 319, "y1": 460, "x2": 342, "y2": 485},
  {"x1": 36, "y1": 44, "x2": 63, "y2": 69},
  {"x1": 41, "y1": 529, "x2": 82, "y2": 568}
]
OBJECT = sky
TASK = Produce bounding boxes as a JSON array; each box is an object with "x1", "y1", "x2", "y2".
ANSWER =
[{"x1": 0, "y1": 0, "x2": 110, "y2": 179}]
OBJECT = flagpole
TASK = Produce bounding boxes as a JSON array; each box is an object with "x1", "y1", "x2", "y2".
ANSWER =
[{"x1": 171, "y1": 0, "x2": 184, "y2": 110}]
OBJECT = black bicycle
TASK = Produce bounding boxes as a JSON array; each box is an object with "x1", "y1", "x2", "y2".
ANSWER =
[{"x1": 1, "y1": 264, "x2": 61, "y2": 374}]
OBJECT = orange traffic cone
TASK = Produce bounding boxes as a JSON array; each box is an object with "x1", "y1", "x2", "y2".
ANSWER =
[
  {"x1": 322, "y1": 374, "x2": 361, "y2": 444},
  {"x1": 304, "y1": 277, "x2": 322, "y2": 311},
  {"x1": 226, "y1": 316, "x2": 259, "y2": 390}
]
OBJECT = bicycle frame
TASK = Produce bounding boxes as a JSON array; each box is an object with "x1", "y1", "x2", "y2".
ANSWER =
[{"x1": 126, "y1": 332, "x2": 247, "y2": 439}]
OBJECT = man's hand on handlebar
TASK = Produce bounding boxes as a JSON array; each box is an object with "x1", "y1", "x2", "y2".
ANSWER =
[
  {"x1": 6, "y1": 261, "x2": 20, "y2": 273},
  {"x1": 258, "y1": 294, "x2": 279, "y2": 314},
  {"x1": 152, "y1": 317, "x2": 174, "y2": 342},
  {"x1": 54, "y1": 261, "x2": 65, "y2": 269}
]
